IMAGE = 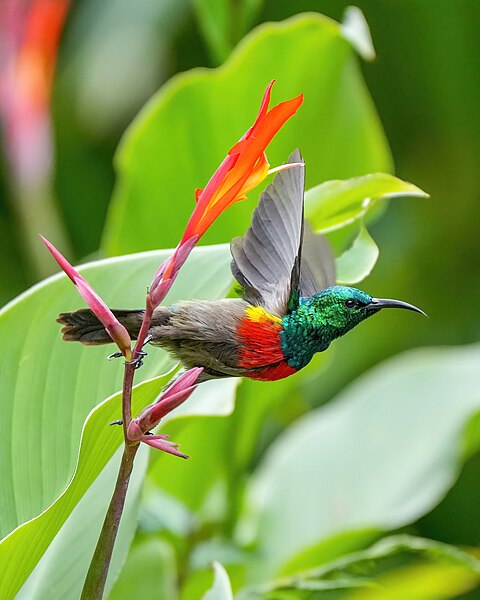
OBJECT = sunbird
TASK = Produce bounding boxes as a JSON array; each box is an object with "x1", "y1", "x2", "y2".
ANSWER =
[{"x1": 58, "y1": 151, "x2": 425, "y2": 383}]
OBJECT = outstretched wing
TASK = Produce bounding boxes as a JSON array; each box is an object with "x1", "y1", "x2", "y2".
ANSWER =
[
  {"x1": 231, "y1": 150, "x2": 337, "y2": 316},
  {"x1": 298, "y1": 223, "x2": 336, "y2": 297},
  {"x1": 230, "y1": 150, "x2": 305, "y2": 316}
]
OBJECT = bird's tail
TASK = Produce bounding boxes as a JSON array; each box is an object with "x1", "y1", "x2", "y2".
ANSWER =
[{"x1": 57, "y1": 308, "x2": 145, "y2": 345}]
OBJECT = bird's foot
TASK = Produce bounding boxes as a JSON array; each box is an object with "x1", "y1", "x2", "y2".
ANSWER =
[
  {"x1": 126, "y1": 349, "x2": 148, "y2": 369},
  {"x1": 109, "y1": 419, "x2": 123, "y2": 426},
  {"x1": 108, "y1": 347, "x2": 148, "y2": 369}
]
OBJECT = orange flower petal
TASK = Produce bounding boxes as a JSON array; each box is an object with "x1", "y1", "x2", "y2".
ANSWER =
[{"x1": 181, "y1": 82, "x2": 303, "y2": 249}]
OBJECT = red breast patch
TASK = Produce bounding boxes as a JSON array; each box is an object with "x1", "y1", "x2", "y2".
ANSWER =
[{"x1": 237, "y1": 306, "x2": 286, "y2": 368}]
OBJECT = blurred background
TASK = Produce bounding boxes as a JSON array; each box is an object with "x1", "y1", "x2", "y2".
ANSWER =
[{"x1": 1, "y1": 0, "x2": 480, "y2": 597}]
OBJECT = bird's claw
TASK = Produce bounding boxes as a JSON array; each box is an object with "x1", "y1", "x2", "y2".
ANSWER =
[
  {"x1": 109, "y1": 345, "x2": 149, "y2": 369},
  {"x1": 126, "y1": 349, "x2": 148, "y2": 369}
]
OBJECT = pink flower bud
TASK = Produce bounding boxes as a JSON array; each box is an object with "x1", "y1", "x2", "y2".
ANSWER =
[
  {"x1": 127, "y1": 368, "x2": 203, "y2": 458},
  {"x1": 133, "y1": 367, "x2": 203, "y2": 434},
  {"x1": 149, "y1": 236, "x2": 199, "y2": 308},
  {"x1": 41, "y1": 236, "x2": 131, "y2": 356},
  {"x1": 126, "y1": 420, "x2": 143, "y2": 442},
  {"x1": 141, "y1": 434, "x2": 188, "y2": 459}
]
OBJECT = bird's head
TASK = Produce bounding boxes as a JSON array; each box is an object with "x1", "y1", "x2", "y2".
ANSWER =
[{"x1": 301, "y1": 285, "x2": 426, "y2": 339}]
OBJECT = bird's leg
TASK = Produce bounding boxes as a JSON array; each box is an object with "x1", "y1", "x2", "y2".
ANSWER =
[{"x1": 109, "y1": 419, "x2": 123, "y2": 426}]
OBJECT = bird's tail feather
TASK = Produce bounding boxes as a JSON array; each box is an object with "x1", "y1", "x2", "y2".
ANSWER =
[{"x1": 57, "y1": 308, "x2": 145, "y2": 345}]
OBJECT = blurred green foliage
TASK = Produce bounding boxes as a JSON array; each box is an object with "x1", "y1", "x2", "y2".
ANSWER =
[{"x1": 1, "y1": 1, "x2": 480, "y2": 599}]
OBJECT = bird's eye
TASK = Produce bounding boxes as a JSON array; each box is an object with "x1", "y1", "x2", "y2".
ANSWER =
[{"x1": 344, "y1": 299, "x2": 358, "y2": 309}]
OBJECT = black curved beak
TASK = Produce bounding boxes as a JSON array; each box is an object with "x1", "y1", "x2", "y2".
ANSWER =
[{"x1": 367, "y1": 298, "x2": 427, "y2": 317}]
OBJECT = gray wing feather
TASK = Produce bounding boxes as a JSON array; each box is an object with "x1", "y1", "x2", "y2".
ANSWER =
[
  {"x1": 230, "y1": 150, "x2": 305, "y2": 316},
  {"x1": 298, "y1": 223, "x2": 336, "y2": 296}
]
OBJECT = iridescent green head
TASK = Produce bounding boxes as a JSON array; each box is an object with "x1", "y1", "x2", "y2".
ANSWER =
[{"x1": 281, "y1": 285, "x2": 425, "y2": 370}]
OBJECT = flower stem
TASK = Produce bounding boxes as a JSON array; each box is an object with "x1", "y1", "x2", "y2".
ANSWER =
[
  {"x1": 80, "y1": 442, "x2": 138, "y2": 600},
  {"x1": 80, "y1": 299, "x2": 156, "y2": 599}
]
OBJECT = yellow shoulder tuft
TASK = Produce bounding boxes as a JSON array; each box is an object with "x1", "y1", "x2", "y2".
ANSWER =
[{"x1": 245, "y1": 305, "x2": 282, "y2": 324}]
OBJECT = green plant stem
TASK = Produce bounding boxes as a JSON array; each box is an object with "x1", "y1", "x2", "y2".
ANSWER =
[
  {"x1": 80, "y1": 443, "x2": 138, "y2": 600},
  {"x1": 80, "y1": 297, "x2": 155, "y2": 599}
]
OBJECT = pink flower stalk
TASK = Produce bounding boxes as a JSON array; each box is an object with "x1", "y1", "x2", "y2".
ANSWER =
[
  {"x1": 127, "y1": 367, "x2": 203, "y2": 459},
  {"x1": 147, "y1": 81, "x2": 303, "y2": 308},
  {"x1": 149, "y1": 235, "x2": 199, "y2": 307},
  {"x1": 41, "y1": 235, "x2": 132, "y2": 357}
]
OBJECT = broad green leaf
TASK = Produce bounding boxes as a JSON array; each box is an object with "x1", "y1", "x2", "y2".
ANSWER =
[
  {"x1": 0, "y1": 243, "x2": 232, "y2": 539},
  {"x1": 336, "y1": 225, "x2": 379, "y2": 284},
  {"x1": 258, "y1": 536, "x2": 480, "y2": 599},
  {"x1": 244, "y1": 344, "x2": 480, "y2": 572},
  {"x1": 148, "y1": 357, "x2": 331, "y2": 523},
  {"x1": 145, "y1": 377, "x2": 240, "y2": 517},
  {"x1": 102, "y1": 13, "x2": 391, "y2": 256},
  {"x1": 17, "y1": 447, "x2": 150, "y2": 600},
  {"x1": 305, "y1": 173, "x2": 428, "y2": 234},
  {"x1": 0, "y1": 245, "x2": 234, "y2": 599},
  {"x1": 348, "y1": 564, "x2": 478, "y2": 600},
  {"x1": 279, "y1": 529, "x2": 381, "y2": 578},
  {"x1": 1, "y1": 370, "x2": 239, "y2": 599},
  {"x1": 1, "y1": 378, "x2": 165, "y2": 600},
  {"x1": 202, "y1": 562, "x2": 234, "y2": 600}
]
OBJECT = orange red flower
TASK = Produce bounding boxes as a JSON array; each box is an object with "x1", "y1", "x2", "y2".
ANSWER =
[{"x1": 153, "y1": 81, "x2": 303, "y2": 294}]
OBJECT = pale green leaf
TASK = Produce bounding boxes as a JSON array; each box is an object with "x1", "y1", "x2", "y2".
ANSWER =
[
  {"x1": 341, "y1": 6, "x2": 376, "y2": 62},
  {"x1": 102, "y1": 13, "x2": 391, "y2": 256},
  {"x1": 202, "y1": 561, "x2": 233, "y2": 600},
  {"x1": 259, "y1": 536, "x2": 480, "y2": 599},
  {"x1": 336, "y1": 225, "x2": 379, "y2": 284},
  {"x1": 108, "y1": 537, "x2": 177, "y2": 600},
  {"x1": 145, "y1": 377, "x2": 240, "y2": 515},
  {"x1": 0, "y1": 244, "x2": 232, "y2": 538},
  {"x1": 244, "y1": 344, "x2": 480, "y2": 572},
  {"x1": 279, "y1": 529, "x2": 381, "y2": 578},
  {"x1": 305, "y1": 173, "x2": 428, "y2": 233},
  {"x1": 1, "y1": 371, "x2": 239, "y2": 599},
  {"x1": 17, "y1": 447, "x2": 150, "y2": 600},
  {"x1": 348, "y1": 563, "x2": 478, "y2": 600},
  {"x1": 3, "y1": 380, "x2": 164, "y2": 600},
  {"x1": 0, "y1": 244, "x2": 233, "y2": 599}
]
